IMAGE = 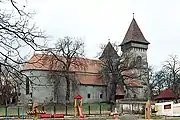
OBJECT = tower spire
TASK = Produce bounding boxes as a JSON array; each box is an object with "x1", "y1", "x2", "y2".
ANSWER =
[
  {"x1": 120, "y1": 16, "x2": 149, "y2": 46},
  {"x1": 133, "y1": 13, "x2": 134, "y2": 18},
  {"x1": 99, "y1": 41, "x2": 118, "y2": 59}
]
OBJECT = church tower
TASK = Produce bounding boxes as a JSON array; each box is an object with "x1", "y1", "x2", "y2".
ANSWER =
[
  {"x1": 120, "y1": 17, "x2": 150, "y2": 70},
  {"x1": 120, "y1": 16, "x2": 150, "y2": 99},
  {"x1": 99, "y1": 41, "x2": 119, "y2": 60}
]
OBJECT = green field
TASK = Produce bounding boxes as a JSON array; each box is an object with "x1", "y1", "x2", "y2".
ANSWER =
[
  {"x1": 0, "y1": 107, "x2": 25, "y2": 116},
  {"x1": 41, "y1": 103, "x2": 110, "y2": 114},
  {"x1": 0, "y1": 103, "x2": 110, "y2": 116}
]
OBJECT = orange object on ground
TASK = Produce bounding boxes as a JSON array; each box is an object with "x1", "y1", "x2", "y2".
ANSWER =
[
  {"x1": 78, "y1": 105, "x2": 84, "y2": 118},
  {"x1": 74, "y1": 94, "x2": 84, "y2": 118},
  {"x1": 145, "y1": 100, "x2": 151, "y2": 120}
]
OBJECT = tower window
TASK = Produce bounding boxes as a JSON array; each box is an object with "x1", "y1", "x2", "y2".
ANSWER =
[
  {"x1": 136, "y1": 56, "x2": 142, "y2": 68},
  {"x1": 87, "y1": 93, "x2": 90, "y2": 98},
  {"x1": 137, "y1": 56, "x2": 142, "y2": 61}
]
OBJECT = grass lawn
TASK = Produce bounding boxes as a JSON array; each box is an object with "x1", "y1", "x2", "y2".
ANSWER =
[
  {"x1": 0, "y1": 103, "x2": 110, "y2": 115},
  {"x1": 43, "y1": 103, "x2": 110, "y2": 114},
  {"x1": 0, "y1": 107, "x2": 25, "y2": 116}
]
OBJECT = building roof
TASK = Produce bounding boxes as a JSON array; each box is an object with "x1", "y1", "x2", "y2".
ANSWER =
[
  {"x1": 124, "y1": 79, "x2": 142, "y2": 87},
  {"x1": 23, "y1": 54, "x2": 104, "y2": 86},
  {"x1": 120, "y1": 18, "x2": 150, "y2": 46},
  {"x1": 76, "y1": 73, "x2": 104, "y2": 85},
  {"x1": 99, "y1": 42, "x2": 119, "y2": 59},
  {"x1": 23, "y1": 54, "x2": 102, "y2": 74},
  {"x1": 74, "y1": 94, "x2": 82, "y2": 99},
  {"x1": 155, "y1": 88, "x2": 177, "y2": 100},
  {"x1": 116, "y1": 85, "x2": 125, "y2": 96},
  {"x1": 24, "y1": 54, "x2": 142, "y2": 87},
  {"x1": 122, "y1": 70, "x2": 142, "y2": 87}
]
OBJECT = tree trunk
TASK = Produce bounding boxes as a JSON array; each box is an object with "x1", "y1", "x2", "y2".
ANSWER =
[
  {"x1": 147, "y1": 83, "x2": 152, "y2": 100},
  {"x1": 65, "y1": 75, "x2": 70, "y2": 103},
  {"x1": 109, "y1": 74, "x2": 117, "y2": 112}
]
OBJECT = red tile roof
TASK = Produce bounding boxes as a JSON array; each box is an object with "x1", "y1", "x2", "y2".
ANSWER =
[
  {"x1": 76, "y1": 73, "x2": 104, "y2": 85},
  {"x1": 155, "y1": 88, "x2": 177, "y2": 100},
  {"x1": 122, "y1": 70, "x2": 142, "y2": 87},
  {"x1": 23, "y1": 54, "x2": 102, "y2": 73},
  {"x1": 116, "y1": 85, "x2": 125, "y2": 96},
  {"x1": 124, "y1": 79, "x2": 142, "y2": 87},
  {"x1": 24, "y1": 54, "x2": 142, "y2": 87}
]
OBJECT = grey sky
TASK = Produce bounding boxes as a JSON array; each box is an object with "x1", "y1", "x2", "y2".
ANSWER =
[{"x1": 25, "y1": 0, "x2": 180, "y2": 69}]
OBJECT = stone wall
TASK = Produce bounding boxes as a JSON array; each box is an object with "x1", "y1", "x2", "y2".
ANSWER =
[
  {"x1": 126, "y1": 86, "x2": 146, "y2": 99},
  {"x1": 79, "y1": 85, "x2": 107, "y2": 103},
  {"x1": 20, "y1": 70, "x2": 108, "y2": 104},
  {"x1": 20, "y1": 70, "x2": 54, "y2": 104}
]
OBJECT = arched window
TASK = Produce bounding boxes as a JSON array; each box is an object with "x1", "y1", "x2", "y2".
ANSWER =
[{"x1": 136, "y1": 56, "x2": 142, "y2": 68}]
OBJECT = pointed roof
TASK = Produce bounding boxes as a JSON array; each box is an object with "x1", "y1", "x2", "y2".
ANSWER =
[
  {"x1": 120, "y1": 18, "x2": 150, "y2": 46},
  {"x1": 155, "y1": 88, "x2": 176, "y2": 100},
  {"x1": 99, "y1": 42, "x2": 119, "y2": 59},
  {"x1": 74, "y1": 94, "x2": 82, "y2": 99}
]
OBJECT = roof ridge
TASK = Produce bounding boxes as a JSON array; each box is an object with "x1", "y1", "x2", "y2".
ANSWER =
[{"x1": 32, "y1": 53, "x2": 101, "y2": 62}]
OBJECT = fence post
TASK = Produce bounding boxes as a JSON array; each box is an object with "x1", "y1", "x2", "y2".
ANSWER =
[
  {"x1": 121, "y1": 104, "x2": 123, "y2": 114},
  {"x1": 22, "y1": 107, "x2": 24, "y2": 120},
  {"x1": 18, "y1": 106, "x2": 20, "y2": 118},
  {"x1": 88, "y1": 105, "x2": 90, "y2": 115},
  {"x1": 100, "y1": 103, "x2": 101, "y2": 115},
  {"x1": 5, "y1": 105, "x2": 8, "y2": 120},
  {"x1": 132, "y1": 103, "x2": 133, "y2": 114},
  {"x1": 65, "y1": 105, "x2": 67, "y2": 116},
  {"x1": 54, "y1": 103, "x2": 56, "y2": 114},
  {"x1": 42, "y1": 105, "x2": 45, "y2": 111}
]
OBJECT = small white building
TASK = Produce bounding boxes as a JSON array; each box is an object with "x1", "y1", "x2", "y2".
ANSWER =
[{"x1": 155, "y1": 101, "x2": 180, "y2": 116}]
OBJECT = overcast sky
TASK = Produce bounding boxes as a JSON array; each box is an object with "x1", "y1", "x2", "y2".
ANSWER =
[{"x1": 24, "y1": 0, "x2": 180, "y2": 69}]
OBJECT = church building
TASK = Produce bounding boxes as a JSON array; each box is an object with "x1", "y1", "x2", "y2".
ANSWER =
[{"x1": 20, "y1": 17, "x2": 150, "y2": 104}]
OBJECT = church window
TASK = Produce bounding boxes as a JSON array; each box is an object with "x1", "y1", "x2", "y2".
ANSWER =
[
  {"x1": 100, "y1": 94, "x2": 103, "y2": 98},
  {"x1": 87, "y1": 93, "x2": 91, "y2": 98},
  {"x1": 26, "y1": 77, "x2": 30, "y2": 95}
]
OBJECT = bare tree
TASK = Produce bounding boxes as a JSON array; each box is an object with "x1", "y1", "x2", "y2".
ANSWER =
[
  {"x1": 46, "y1": 36, "x2": 85, "y2": 103},
  {"x1": 99, "y1": 42, "x2": 139, "y2": 111},
  {"x1": 0, "y1": 65, "x2": 16, "y2": 105},
  {"x1": 0, "y1": 0, "x2": 46, "y2": 104},
  {"x1": 162, "y1": 55, "x2": 180, "y2": 98},
  {"x1": 143, "y1": 66, "x2": 165, "y2": 100},
  {"x1": 148, "y1": 55, "x2": 180, "y2": 100},
  {"x1": 151, "y1": 70, "x2": 168, "y2": 96}
]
